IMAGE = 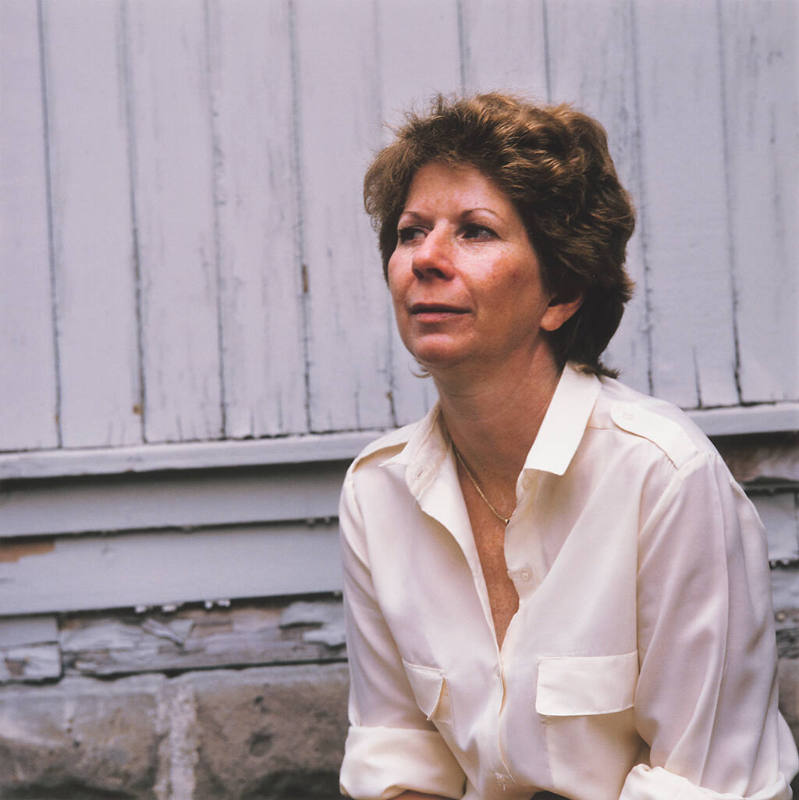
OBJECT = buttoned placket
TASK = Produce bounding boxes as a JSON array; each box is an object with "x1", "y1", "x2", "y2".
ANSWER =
[
  {"x1": 414, "y1": 443, "x2": 532, "y2": 797},
  {"x1": 493, "y1": 471, "x2": 542, "y2": 795},
  {"x1": 395, "y1": 399, "x2": 585, "y2": 798}
]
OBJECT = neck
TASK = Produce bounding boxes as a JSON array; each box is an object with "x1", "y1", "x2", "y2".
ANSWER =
[{"x1": 432, "y1": 346, "x2": 563, "y2": 488}]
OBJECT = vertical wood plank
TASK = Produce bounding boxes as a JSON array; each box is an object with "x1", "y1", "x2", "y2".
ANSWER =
[
  {"x1": 460, "y1": 0, "x2": 548, "y2": 98},
  {"x1": 719, "y1": 0, "x2": 798, "y2": 402},
  {"x1": 544, "y1": 0, "x2": 650, "y2": 392},
  {"x1": 633, "y1": 0, "x2": 739, "y2": 408},
  {"x1": 376, "y1": 0, "x2": 462, "y2": 425},
  {"x1": 208, "y1": 0, "x2": 306, "y2": 437},
  {"x1": 125, "y1": 0, "x2": 222, "y2": 442},
  {"x1": 41, "y1": 0, "x2": 142, "y2": 448},
  {"x1": 0, "y1": 0, "x2": 59, "y2": 450},
  {"x1": 294, "y1": 0, "x2": 391, "y2": 431}
]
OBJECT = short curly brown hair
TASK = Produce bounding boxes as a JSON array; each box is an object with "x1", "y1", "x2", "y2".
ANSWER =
[{"x1": 363, "y1": 92, "x2": 635, "y2": 377}]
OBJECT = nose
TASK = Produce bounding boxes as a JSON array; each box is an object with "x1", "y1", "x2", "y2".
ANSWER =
[{"x1": 411, "y1": 226, "x2": 455, "y2": 281}]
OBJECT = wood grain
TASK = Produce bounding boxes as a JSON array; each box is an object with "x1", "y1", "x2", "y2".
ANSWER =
[
  {"x1": 208, "y1": 0, "x2": 306, "y2": 437},
  {"x1": 293, "y1": 0, "x2": 392, "y2": 432},
  {"x1": 0, "y1": 0, "x2": 59, "y2": 450},
  {"x1": 125, "y1": 0, "x2": 222, "y2": 442},
  {"x1": 633, "y1": 0, "x2": 739, "y2": 408},
  {"x1": 41, "y1": 0, "x2": 141, "y2": 447},
  {"x1": 718, "y1": 0, "x2": 798, "y2": 403},
  {"x1": 0, "y1": 521, "x2": 341, "y2": 615},
  {"x1": 1, "y1": 461, "x2": 345, "y2": 537},
  {"x1": 460, "y1": 0, "x2": 548, "y2": 98}
]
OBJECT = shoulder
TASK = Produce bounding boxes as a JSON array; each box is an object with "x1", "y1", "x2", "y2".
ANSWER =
[{"x1": 590, "y1": 377, "x2": 716, "y2": 472}]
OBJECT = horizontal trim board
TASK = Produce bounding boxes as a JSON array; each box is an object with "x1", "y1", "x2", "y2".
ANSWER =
[
  {"x1": 0, "y1": 615, "x2": 58, "y2": 647},
  {"x1": 0, "y1": 521, "x2": 342, "y2": 616},
  {"x1": 0, "y1": 431, "x2": 383, "y2": 480},
  {"x1": 1, "y1": 402, "x2": 797, "y2": 481},
  {"x1": 688, "y1": 403, "x2": 799, "y2": 437},
  {"x1": 1, "y1": 463, "x2": 346, "y2": 538}
]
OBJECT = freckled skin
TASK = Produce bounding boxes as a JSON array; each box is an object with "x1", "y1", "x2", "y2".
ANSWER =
[
  {"x1": 388, "y1": 161, "x2": 555, "y2": 378},
  {"x1": 388, "y1": 162, "x2": 577, "y2": 649}
]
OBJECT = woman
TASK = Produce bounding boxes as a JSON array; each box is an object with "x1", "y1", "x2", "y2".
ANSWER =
[{"x1": 338, "y1": 93, "x2": 797, "y2": 800}]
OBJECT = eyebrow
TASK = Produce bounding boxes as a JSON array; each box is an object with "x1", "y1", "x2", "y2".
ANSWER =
[{"x1": 398, "y1": 207, "x2": 503, "y2": 221}]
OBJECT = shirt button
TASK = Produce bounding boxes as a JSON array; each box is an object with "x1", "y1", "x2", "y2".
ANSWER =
[{"x1": 519, "y1": 567, "x2": 532, "y2": 582}]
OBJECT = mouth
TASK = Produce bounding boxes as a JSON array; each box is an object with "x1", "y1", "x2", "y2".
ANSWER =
[{"x1": 410, "y1": 303, "x2": 469, "y2": 316}]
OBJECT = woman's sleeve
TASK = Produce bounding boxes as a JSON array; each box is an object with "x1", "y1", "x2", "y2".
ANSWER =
[
  {"x1": 338, "y1": 471, "x2": 466, "y2": 800},
  {"x1": 621, "y1": 452, "x2": 798, "y2": 799}
]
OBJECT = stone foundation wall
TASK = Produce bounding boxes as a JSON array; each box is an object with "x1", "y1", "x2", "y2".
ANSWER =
[{"x1": 0, "y1": 661, "x2": 349, "y2": 800}]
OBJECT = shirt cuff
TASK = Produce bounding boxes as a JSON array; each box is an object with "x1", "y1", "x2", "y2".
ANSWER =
[
  {"x1": 620, "y1": 765, "x2": 793, "y2": 800},
  {"x1": 340, "y1": 725, "x2": 466, "y2": 799}
]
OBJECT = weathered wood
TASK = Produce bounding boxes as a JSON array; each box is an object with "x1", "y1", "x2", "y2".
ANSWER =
[
  {"x1": 0, "y1": 462, "x2": 345, "y2": 538},
  {"x1": 545, "y1": 0, "x2": 650, "y2": 394},
  {"x1": 718, "y1": 0, "x2": 798, "y2": 403},
  {"x1": 377, "y1": 0, "x2": 461, "y2": 129},
  {"x1": 632, "y1": 0, "x2": 739, "y2": 408},
  {"x1": 715, "y1": 432, "x2": 799, "y2": 485},
  {"x1": 688, "y1": 403, "x2": 799, "y2": 437},
  {"x1": 40, "y1": 0, "x2": 142, "y2": 448},
  {"x1": 294, "y1": 0, "x2": 392, "y2": 432},
  {"x1": 0, "y1": 404, "x2": 796, "y2": 481},
  {"x1": 0, "y1": 615, "x2": 58, "y2": 648},
  {"x1": 280, "y1": 598, "x2": 346, "y2": 648},
  {"x1": 0, "y1": 429, "x2": 380, "y2": 479},
  {"x1": 376, "y1": 0, "x2": 461, "y2": 425},
  {"x1": 460, "y1": 0, "x2": 548, "y2": 98},
  {"x1": 208, "y1": 0, "x2": 306, "y2": 438},
  {"x1": 773, "y1": 566, "x2": 799, "y2": 622},
  {"x1": 0, "y1": 521, "x2": 341, "y2": 616},
  {"x1": 0, "y1": 0, "x2": 59, "y2": 451},
  {"x1": 125, "y1": 0, "x2": 222, "y2": 442},
  {"x1": 750, "y1": 492, "x2": 799, "y2": 565},
  {"x1": 59, "y1": 600, "x2": 344, "y2": 678},
  {"x1": 0, "y1": 643, "x2": 60, "y2": 683}
]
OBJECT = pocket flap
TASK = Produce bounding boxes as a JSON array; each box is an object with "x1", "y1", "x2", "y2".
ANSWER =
[
  {"x1": 536, "y1": 651, "x2": 637, "y2": 716},
  {"x1": 402, "y1": 659, "x2": 447, "y2": 721}
]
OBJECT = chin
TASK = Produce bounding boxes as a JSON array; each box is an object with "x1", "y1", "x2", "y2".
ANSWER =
[
  {"x1": 407, "y1": 345, "x2": 471, "y2": 372},
  {"x1": 401, "y1": 330, "x2": 473, "y2": 365}
]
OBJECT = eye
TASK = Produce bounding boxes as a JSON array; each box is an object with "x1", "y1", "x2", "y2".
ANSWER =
[
  {"x1": 461, "y1": 223, "x2": 497, "y2": 240},
  {"x1": 397, "y1": 226, "x2": 426, "y2": 244}
]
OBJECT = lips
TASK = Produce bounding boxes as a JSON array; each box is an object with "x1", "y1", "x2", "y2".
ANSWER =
[{"x1": 410, "y1": 303, "x2": 469, "y2": 315}]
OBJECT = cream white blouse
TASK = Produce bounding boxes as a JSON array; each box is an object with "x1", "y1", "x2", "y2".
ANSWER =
[{"x1": 339, "y1": 364, "x2": 798, "y2": 800}]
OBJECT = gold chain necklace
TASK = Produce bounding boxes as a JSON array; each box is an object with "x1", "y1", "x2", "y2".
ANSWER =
[{"x1": 452, "y1": 445, "x2": 513, "y2": 526}]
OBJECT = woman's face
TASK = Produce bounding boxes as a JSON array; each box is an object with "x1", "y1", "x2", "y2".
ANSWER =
[{"x1": 388, "y1": 161, "x2": 570, "y2": 374}]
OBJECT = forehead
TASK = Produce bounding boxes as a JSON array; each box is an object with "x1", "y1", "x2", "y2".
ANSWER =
[{"x1": 402, "y1": 161, "x2": 514, "y2": 213}]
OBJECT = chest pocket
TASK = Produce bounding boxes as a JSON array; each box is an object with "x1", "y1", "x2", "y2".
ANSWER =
[
  {"x1": 402, "y1": 659, "x2": 453, "y2": 725},
  {"x1": 535, "y1": 651, "x2": 637, "y2": 716}
]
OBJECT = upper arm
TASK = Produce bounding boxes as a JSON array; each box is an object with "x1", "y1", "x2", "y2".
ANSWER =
[
  {"x1": 338, "y1": 472, "x2": 466, "y2": 800},
  {"x1": 630, "y1": 453, "x2": 796, "y2": 796}
]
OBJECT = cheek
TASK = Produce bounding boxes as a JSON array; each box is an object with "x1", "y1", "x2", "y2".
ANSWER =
[{"x1": 386, "y1": 257, "x2": 406, "y2": 302}]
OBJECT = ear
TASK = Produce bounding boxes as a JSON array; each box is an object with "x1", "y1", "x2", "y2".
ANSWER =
[{"x1": 540, "y1": 293, "x2": 583, "y2": 332}]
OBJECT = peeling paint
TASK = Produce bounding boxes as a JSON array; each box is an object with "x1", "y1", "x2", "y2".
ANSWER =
[{"x1": 0, "y1": 539, "x2": 55, "y2": 563}]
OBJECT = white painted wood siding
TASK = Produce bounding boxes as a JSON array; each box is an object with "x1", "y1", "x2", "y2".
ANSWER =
[{"x1": 1, "y1": 0, "x2": 796, "y2": 454}]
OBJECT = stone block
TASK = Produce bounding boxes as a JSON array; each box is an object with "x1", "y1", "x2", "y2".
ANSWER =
[
  {"x1": 0, "y1": 673, "x2": 164, "y2": 799},
  {"x1": 0, "y1": 662, "x2": 350, "y2": 800},
  {"x1": 188, "y1": 663, "x2": 349, "y2": 800}
]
